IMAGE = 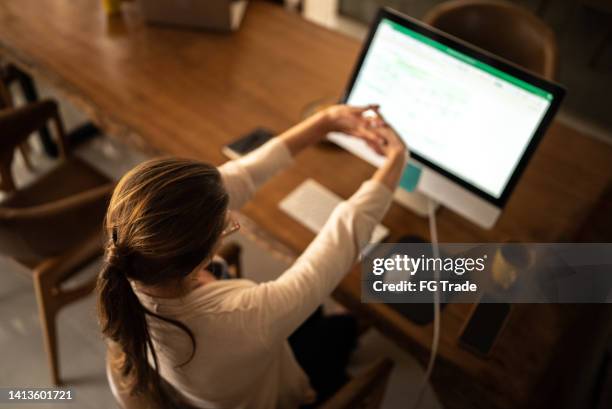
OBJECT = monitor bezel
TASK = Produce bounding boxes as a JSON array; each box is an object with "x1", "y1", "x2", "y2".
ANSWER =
[{"x1": 340, "y1": 7, "x2": 566, "y2": 208}]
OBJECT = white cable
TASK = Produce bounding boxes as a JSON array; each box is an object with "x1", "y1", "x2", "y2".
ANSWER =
[{"x1": 412, "y1": 198, "x2": 441, "y2": 409}]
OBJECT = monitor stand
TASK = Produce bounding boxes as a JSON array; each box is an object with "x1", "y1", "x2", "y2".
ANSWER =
[
  {"x1": 393, "y1": 161, "x2": 440, "y2": 217},
  {"x1": 394, "y1": 188, "x2": 439, "y2": 217}
]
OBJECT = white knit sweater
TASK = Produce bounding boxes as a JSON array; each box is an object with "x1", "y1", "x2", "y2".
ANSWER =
[{"x1": 133, "y1": 138, "x2": 393, "y2": 409}]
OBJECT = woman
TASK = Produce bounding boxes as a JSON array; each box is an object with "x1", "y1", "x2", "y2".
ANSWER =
[{"x1": 96, "y1": 104, "x2": 407, "y2": 409}]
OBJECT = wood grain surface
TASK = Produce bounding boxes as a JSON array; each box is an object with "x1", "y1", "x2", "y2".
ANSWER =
[{"x1": 1, "y1": 1, "x2": 611, "y2": 408}]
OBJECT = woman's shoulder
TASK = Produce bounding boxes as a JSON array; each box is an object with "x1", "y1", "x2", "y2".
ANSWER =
[
  {"x1": 184, "y1": 279, "x2": 264, "y2": 314},
  {"x1": 133, "y1": 278, "x2": 257, "y2": 314}
]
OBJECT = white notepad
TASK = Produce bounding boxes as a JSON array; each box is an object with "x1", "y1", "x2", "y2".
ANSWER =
[{"x1": 279, "y1": 179, "x2": 389, "y2": 244}]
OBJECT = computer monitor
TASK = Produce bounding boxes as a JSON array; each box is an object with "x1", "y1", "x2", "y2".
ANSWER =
[{"x1": 328, "y1": 8, "x2": 565, "y2": 229}]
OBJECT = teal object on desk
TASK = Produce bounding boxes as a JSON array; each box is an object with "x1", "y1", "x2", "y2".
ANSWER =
[{"x1": 399, "y1": 163, "x2": 422, "y2": 192}]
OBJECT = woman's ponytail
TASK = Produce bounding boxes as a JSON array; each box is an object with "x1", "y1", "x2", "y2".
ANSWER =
[
  {"x1": 98, "y1": 240, "x2": 198, "y2": 408},
  {"x1": 97, "y1": 243, "x2": 158, "y2": 393}
]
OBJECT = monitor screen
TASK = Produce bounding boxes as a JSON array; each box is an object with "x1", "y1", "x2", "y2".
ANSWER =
[{"x1": 337, "y1": 12, "x2": 564, "y2": 206}]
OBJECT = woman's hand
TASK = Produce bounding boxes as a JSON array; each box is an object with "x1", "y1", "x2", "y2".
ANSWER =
[
  {"x1": 368, "y1": 115, "x2": 408, "y2": 159},
  {"x1": 278, "y1": 103, "x2": 407, "y2": 167},
  {"x1": 280, "y1": 103, "x2": 382, "y2": 156},
  {"x1": 322, "y1": 104, "x2": 378, "y2": 133},
  {"x1": 367, "y1": 112, "x2": 409, "y2": 191},
  {"x1": 320, "y1": 104, "x2": 386, "y2": 153},
  {"x1": 324, "y1": 104, "x2": 408, "y2": 190}
]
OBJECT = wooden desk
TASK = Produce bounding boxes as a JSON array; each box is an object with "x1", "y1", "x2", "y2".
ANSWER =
[{"x1": 1, "y1": 1, "x2": 611, "y2": 408}]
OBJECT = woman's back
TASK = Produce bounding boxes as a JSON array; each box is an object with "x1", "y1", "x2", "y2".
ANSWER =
[{"x1": 135, "y1": 279, "x2": 311, "y2": 409}]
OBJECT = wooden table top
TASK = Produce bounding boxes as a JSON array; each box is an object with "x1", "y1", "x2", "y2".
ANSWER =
[{"x1": 1, "y1": 1, "x2": 611, "y2": 408}]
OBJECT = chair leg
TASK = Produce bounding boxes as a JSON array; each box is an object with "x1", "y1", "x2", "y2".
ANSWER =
[
  {"x1": 32, "y1": 272, "x2": 61, "y2": 386},
  {"x1": 28, "y1": 234, "x2": 103, "y2": 386}
]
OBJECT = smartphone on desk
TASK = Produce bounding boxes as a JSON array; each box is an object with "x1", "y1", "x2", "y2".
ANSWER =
[
  {"x1": 458, "y1": 293, "x2": 511, "y2": 357},
  {"x1": 222, "y1": 128, "x2": 274, "y2": 159}
]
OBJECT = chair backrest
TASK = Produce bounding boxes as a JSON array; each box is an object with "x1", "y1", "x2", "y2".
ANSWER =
[
  {"x1": 318, "y1": 358, "x2": 394, "y2": 409},
  {"x1": 0, "y1": 101, "x2": 113, "y2": 263},
  {"x1": 106, "y1": 343, "x2": 157, "y2": 409},
  {"x1": 106, "y1": 343, "x2": 199, "y2": 409},
  {"x1": 423, "y1": 0, "x2": 558, "y2": 80},
  {"x1": 0, "y1": 100, "x2": 68, "y2": 192},
  {"x1": 0, "y1": 182, "x2": 113, "y2": 263},
  {"x1": 107, "y1": 343, "x2": 394, "y2": 409}
]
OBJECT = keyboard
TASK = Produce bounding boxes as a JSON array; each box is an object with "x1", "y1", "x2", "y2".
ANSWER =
[{"x1": 279, "y1": 179, "x2": 389, "y2": 244}]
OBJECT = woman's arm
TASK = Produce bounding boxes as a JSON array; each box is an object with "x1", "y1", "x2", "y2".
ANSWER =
[
  {"x1": 243, "y1": 124, "x2": 408, "y2": 344},
  {"x1": 219, "y1": 105, "x2": 382, "y2": 210},
  {"x1": 218, "y1": 139, "x2": 293, "y2": 210},
  {"x1": 278, "y1": 104, "x2": 381, "y2": 155}
]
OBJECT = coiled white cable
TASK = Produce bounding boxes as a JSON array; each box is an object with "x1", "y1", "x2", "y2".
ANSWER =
[{"x1": 412, "y1": 198, "x2": 441, "y2": 409}]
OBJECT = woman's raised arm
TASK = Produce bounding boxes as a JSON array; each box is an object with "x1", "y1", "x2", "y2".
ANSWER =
[{"x1": 218, "y1": 104, "x2": 385, "y2": 210}]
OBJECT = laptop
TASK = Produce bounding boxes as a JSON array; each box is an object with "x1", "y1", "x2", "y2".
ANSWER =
[{"x1": 137, "y1": 0, "x2": 248, "y2": 32}]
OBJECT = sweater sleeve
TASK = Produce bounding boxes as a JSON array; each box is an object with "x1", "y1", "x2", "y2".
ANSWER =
[
  {"x1": 243, "y1": 179, "x2": 394, "y2": 345},
  {"x1": 218, "y1": 138, "x2": 294, "y2": 210}
]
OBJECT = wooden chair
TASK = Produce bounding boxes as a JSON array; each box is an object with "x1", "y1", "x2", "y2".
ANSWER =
[
  {"x1": 423, "y1": 0, "x2": 559, "y2": 80},
  {"x1": 106, "y1": 341, "x2": 200, "y2": 409},
  {"x1": 107, "y1": 337, "x2": 394, "y2": 409},
  {"x1": 0, "y1": 99, "x2": 115, "y2": 385}
]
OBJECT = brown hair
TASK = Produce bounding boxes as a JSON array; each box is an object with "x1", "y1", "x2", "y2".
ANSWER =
[{"x1": 96, "y1": 158, "x2": 229, "y2": 406}]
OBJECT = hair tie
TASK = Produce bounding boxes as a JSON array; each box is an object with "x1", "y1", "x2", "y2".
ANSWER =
[
  {"x1": 106, "y1": 241, "x2": 130, "y2": 274},
  {"x1": 107, "y1": 228, "x2": 126, "y2": 271}
]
